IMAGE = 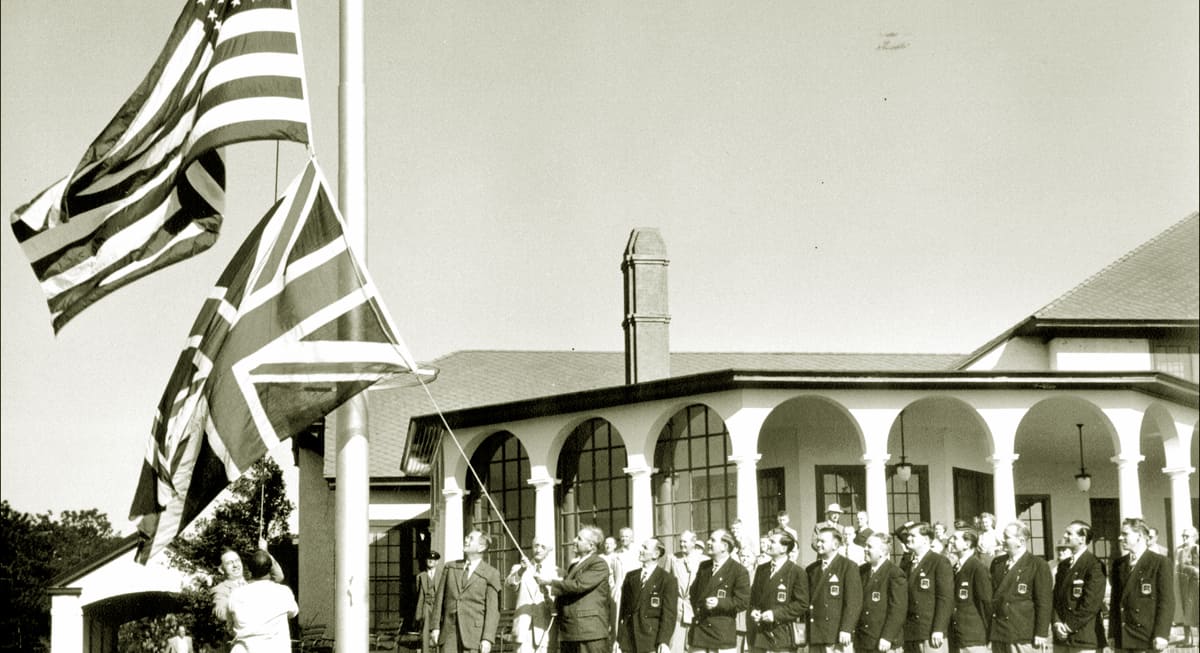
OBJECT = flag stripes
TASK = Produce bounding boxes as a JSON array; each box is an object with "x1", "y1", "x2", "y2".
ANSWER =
[
  {"x1": 132, "y1": 159, "x2": 420, "y2": 563},
  {"x1": 10, "y1": 0, "x2": 310, "y2": 332}
]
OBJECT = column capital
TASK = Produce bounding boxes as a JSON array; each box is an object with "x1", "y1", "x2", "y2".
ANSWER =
[
  {"x1": 622, "y1": 464, "x2": 657, "y2": 478},
  {"x1": 728, "y1": 453, "x2": 762, "y2": 468},
  {"x1": 862, "y1": 453, "x2": 891, "y2": 466},
  {"x1": 528, "y1": 476, "x2": 560, "y2": 489},
  {"x1": 1110, "y1": 453, "x2": 1145, "y2": 466},
  {"x1": 987, "y1": 452, "x2": 1020, "y2": 465},
  {"x1": 442, "y1": 486, "x2": 465, "y2": 499},
  {"x1": 1161, "y1": 465, "x2": 1195, "y2": 478}
]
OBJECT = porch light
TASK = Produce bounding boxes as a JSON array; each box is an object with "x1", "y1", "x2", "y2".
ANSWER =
[
  {"x1": 895, "y1": 410, "x2": 913, "y2": 483},
  {"x1": 1074, "y1": 423, "x2": 1091, "y2": 492}
]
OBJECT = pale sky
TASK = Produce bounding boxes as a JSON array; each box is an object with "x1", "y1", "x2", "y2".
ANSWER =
[{"x1": 2, "y1": 2, "x2": 1197, "y2": 529}]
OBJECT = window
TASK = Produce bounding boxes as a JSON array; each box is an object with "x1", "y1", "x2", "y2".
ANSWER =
[
  {"x1": 816, "y1": 465, "x2": 866, "y2": 516},
  {"x1": 652, "y1": 404, "x2": 734, "y2": 556},
  {"x1": 813, "y1": 464, "x2": 929, "y2": 554},
  {"x1": 1016, "y1": 494, "x2": 1052, "y2": 558},
  {"x1": 1089, "y1": 497, "x2": 1119, "y2": 569},
  {"x1": 953, "y1": 468, "x2": 994, "y2": 524},
  {"x1": 758, "y1": 467, "x2": 786, "y2": 534},
  {"x1": 887, "y1": 464, "x2": 930, "y2": 540},
  {"x1": 1152, "y1": 343, "x2": 1198, "y2": 382},
  {"x1": 558, "y1": 419, "x2": 631, "y2": 562},
  {"x1": 369, "y1": 521, "x2": 426, "y2": 629},
  {"x1": 466, "y1": 432, "x2": 534, "y2": 608}
]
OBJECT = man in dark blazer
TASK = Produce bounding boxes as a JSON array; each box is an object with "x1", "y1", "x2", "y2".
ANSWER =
[
  {"x1": 431, "y1": 532, "x2": 503, "y2": 653},
  {"x1": 1108, "y1": 518, "x2": 1175, "y2": 652},
  {"x1": 618, "y1": 538, "x2": 678, "y2": 653},
  {"x1": 808, "y1": 526, "x2": 863, "y2": 653},
  {"x1": 900, "y1": 523, "x2": 953, "y2": 653},
  {"x1": 416, "y1": 550, "x2": 443, "y2": 653},
  {"x1": 1051, "y1": 521, "x2": 1106, "y2": 653},
  {"x1": 988, "y1": 521, "x2": 1052, "y2": 653},
  {"x1": 856, "y1": 532, "x2": 906, "y2": 653},
  {"x1": 747, "y1": 529, "x2": 809, "y2": 653},
  {"x1": 947, "y1": 529, "x2": 991, "y2": 653},
  {"x1": 689, "y1": 528, "x2": 751, "y2": 653},
  {"x1": 540, "y1": 525, "x2": 613, "y2": 653}
]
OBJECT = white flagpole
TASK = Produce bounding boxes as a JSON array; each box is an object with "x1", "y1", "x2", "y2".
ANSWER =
[{"x1": 336, "y1": 0, "x2": 371, "y2": 651}]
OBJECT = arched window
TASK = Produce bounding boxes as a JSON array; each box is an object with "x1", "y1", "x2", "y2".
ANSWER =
[
  {"x1": 557, "y1": 418, "x2": 630, "y2": 564},
  {"x1": 465, "y1": 431, "x2": 533, "y2": 602},
  {"x1": 652, "y1": 404, "x2": 734, "y2": 555}
]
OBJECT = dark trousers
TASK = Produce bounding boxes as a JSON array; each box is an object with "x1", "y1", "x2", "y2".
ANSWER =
[{"x1": 562, "y1": 639, "x2": 611, "y2": 653}]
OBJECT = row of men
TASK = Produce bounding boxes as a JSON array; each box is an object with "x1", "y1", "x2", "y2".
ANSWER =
[{"x1": 417, "y1": 517, "x2": 1175, "y2": 653}]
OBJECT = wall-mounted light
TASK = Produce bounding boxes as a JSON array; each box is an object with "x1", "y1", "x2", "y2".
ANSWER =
[
  {"x1": 1074, "y1": 423, "x2": 1091, "y2": 492},
  {"x1": 896, "y1": 410, "x2": 913, "y2": 482}
]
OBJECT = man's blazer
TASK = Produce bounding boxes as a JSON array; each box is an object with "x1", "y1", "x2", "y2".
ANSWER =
[
  {"x1": 949, "y1": 554, "x2": 991, "y2": 648},
  {"x1": 806, "y1": 554, "x2": 863, "y2": 645},
  {"x1": 1052, "y1": 550, "x2": 1106, "y2": 650},
  {"x1": 617, "y1": 566, "x2": 678, "y2": 653},
  {"x1": 747, "y1": 559, "x2": 809, "y2": 651},
  {"x1": 1108, "y1": 550, "x2": 1175, "y2": 650},
  {"x1": 688, "y1": 556, "x2": 751, "y2": 649},
  {"x1": 902, "y1": 551, "x2": 954, "y2": 643},
  {"x1": 552, "y1": 552, "x2": 612, "y2": 643},
  {"x1": 856, "y1": 559, "x2": 906, "y2": 650},
  {"x1": 431, "y1": 559, "x2": 502, "y2": 650},
  {"x1": 988, "y1": 552, "x2": 1052, "y2": 644}
]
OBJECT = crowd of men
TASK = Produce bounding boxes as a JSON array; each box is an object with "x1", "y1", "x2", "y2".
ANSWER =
[{"x1": 410, "y1": 510, "x2": 1189, "y2": 653}]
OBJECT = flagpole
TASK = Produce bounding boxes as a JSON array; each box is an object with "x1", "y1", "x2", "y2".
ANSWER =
[{"x1": 336, "y1": 0, "x2": 371, "y2": 651}]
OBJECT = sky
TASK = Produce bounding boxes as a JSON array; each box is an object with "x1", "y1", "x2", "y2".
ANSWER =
[{"x1": 1, "y1": 2, "x2": 1197, "y2": 531}]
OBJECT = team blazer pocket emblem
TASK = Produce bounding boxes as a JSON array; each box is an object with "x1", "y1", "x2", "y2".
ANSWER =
[{"x1": 1140, "y1": 583, "x2": 1152, "y2": 595}]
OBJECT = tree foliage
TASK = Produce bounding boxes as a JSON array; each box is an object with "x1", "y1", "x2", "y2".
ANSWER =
[{"x1": 0, "y1": 501, "x2": 123, "y2": 652}]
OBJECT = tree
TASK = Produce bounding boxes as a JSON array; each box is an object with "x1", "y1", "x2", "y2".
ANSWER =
[{"x1": 0, "y1": 502, "x2": 123, "y2": 652}]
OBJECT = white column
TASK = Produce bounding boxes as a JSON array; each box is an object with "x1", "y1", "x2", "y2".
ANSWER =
[
  {"x1": 442, "y1": 484, "x2": 465, "y2": 560},
  {"x1": 729, "y1": 453, "x2": 762, "y2": 545},
  {"x1": 50, "y1": 591, "x2": 82, "y2": 653},
  {"x1": 530, "y1": 475, "x2": 558, "y2": 549},
  {"x1": 623, "y1": 464, "x2": 656, "y2": 540},
  {"x1": 862, "y1": 453, "x2": 891, "y2": 534},
  {"x1": 1163, "y1": 465, "x2": 1196, "y2": 546},
  {"x1": 988, "y1": 453, "x2": 1019, "y2": 526},
  {"x1": 1112, "y1": 454, "x2": 1145, "y2": 520}
]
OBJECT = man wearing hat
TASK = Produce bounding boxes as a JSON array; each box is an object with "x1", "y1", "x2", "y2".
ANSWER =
[
  {"x1": 417, "y1": 550, "x2": 443, "y2": 653},
  {"x1": 812, "y1": 504, "x2": 846, "y2": 552}
]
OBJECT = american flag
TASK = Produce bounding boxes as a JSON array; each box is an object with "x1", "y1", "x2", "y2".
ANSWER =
[
  {"x1": 131, "y1": 158, "x2": 420, "y2": 564},
  {"x1": 10, "y1": 0, "x2": 311, "y2": 333}
]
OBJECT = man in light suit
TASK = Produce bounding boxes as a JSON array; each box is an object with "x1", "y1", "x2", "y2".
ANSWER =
[
  {"x1": 748, "y1": 529, "x2": 809, "y2": 653},
  {"x1": 540, "y1": 525, "x2": 612, "y2": 653},
  {"x1": 1051, "y1": 521, "x2": 1106, "y2": 653},
  {"x1": 988, "y1": 522, "x2": 1052, "y2": 653},
  {"x1": 432, "y1": 531, "x2": 503, "y2": 653},
  {"x1": 416, "y1": 550, "x2": 443, "y2": 653},
  {"x1": 900, "y1": 523, "x2": 953, "y2": 653},
  {"x1": 689, "y1": 528, "x2": 752, "y2": 653},
  {"x1": 1108, "y1": 518, "x2": 1174, "y2": 652},
  {"x1": 618, "y1": 538, "x2": 679, "y2": 653},
  {"x1": 948, "y1": 529, "x2": 991, "y2": 653},
  {"x1": 670, "y1": 531, "x2": 708, "y2": 653},
  {"x1": 856, "y1": 532, "x2": 906, "y2": 653},
  {"x1": 807, "y1": 526, "x2": 863, "y2": 653},
  {"x1": 507, "y1": 539, "x2": 560, "y2": 653}
]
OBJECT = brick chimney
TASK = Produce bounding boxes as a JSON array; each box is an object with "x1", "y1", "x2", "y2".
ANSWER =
[{"x1": 622, "y1": 228, "x2": 670, "y2": 384}]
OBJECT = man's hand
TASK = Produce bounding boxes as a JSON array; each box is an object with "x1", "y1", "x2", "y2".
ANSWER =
[
  {"x1": 878, "y1": 639, "x2": 891, "y2": 651},
  {"x1": 431, "y1": 630, "x2": 439, "y2": 643},
  {"x1": 705, "y1": 597, "x2": 718, "y2": 609},
  {"x1": 1033, "y1": 635, "x2": 1049, "y2": 649},
  {"x1": 1053, "y1": 622, "x2": 1070, "y2": 639},
  {"x1": 838, "y1": 631, "x2": 852, "y2": 647},
  {"x1": 930, "y1": 632, "x2": 944, "y2": 648},
  {"x1": 481, "y1": 640, "x2": 492, "y2": 653},
  {"x1": 1153, "y1": 636, "x2": 1168, "y2": 650},
  {"x1": 657, "y1": 643, "x2": 670, "y2": 653},
  {"x1": 258, "y1": 536, "x2": 268, "y2": 550}
]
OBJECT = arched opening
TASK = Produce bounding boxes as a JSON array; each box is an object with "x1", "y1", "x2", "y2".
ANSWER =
[
  {"x1": 651, "y1": 404, "x2": 733, "y2": 555},
  {"x1": 465, "y1": 431, "x2": 533, "y2": 602},
  {"x1": 556, "y1": 418, "x2": 631, "y2": 563}
]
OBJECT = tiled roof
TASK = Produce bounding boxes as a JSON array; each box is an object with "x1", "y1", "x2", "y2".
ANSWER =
[
  {"x1": 329, "y1": 350, "x2": 963, "y2": 477},
  {"x1": 1035, "y1": 212, "x2": 1199, "y2": 321}
]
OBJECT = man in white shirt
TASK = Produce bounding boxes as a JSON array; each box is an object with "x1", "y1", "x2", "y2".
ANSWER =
[
  {"x1": 227, "y1": 549, "x2": 298, "y2": 653},
  {"x1": 508, "y1": 539, "x2": 560, "y2": 653}
]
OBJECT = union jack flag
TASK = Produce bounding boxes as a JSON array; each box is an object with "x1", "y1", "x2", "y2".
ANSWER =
[
  {"x1": 131, "y1": 158, "x2": 419, "y2": 563},
  {"x1": 10, "y1": 0, "x2": 311, "y2": 333}
]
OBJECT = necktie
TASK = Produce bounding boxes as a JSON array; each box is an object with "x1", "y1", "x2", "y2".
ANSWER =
[
  {"x1": 642, "y1": 569, "x2": 651, "y2": 584},
  {"x1": 822, "y1": 560, "x2": 830, "y2": 571}
]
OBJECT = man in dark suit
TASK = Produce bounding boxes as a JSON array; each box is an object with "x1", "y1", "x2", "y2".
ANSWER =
[
  {"x1": 808, "y1": 526, "x2": 863, "y2": 653},
  {"x1": 900, "y1": 523, "x2": 953, "y2": 653},
  {"x1": 1108, "y1": 518, "x2": 1174, "y2": 652},
  {"x1": 747, "y1": 529, "x2": 809, "y2": 653},
  {"x1": 1051, "y1": 521, "x2": 1106, "y2": 653},
  {"x1": 540, "y1": 525, "x2": 613, "y2": 653},
  {"x1": 988, "y1": 521, "x2": 1052, "y2": 653},
  {"x1": 431, "y1": 531, "x2": 503, "y2": 653},
  {"x1": 856, "y1": 532, "x2": 906, "y2": 653},
  {"x1": 689, "y1": 528, "x2": 751, "y2": 653},
  {"x1": 416, "y1": 550, "x2": 443, "y2": 653},
  {"x1": 618, "y1": 538, "x2": 678, "y2": 653},
  {"x1": 948, "y1": 529, "x2": 991, "y2": 653}
]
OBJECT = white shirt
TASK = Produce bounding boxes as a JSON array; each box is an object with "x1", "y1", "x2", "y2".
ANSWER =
[{"x1": 228, "y1": 580, "x2": 299, "y2": 653}]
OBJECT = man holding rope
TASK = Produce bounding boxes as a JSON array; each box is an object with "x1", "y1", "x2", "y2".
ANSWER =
[
  {"x1": 508, "y1": 538, "x2": 560, "y2": 653},
  {"x1": 539, "y1": 525, "x2": 612, "y2": 653}
]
